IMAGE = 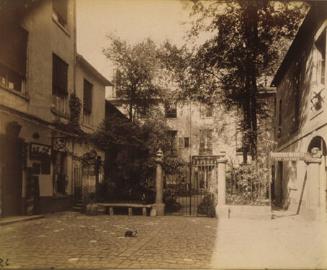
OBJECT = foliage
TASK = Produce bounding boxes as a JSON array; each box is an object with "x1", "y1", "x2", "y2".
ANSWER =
[
  {"x1": 226, "y1": 163, "x2": 270, "y2": 205},
  {"x1": 103, "y1": 37, "x2": 165, "y2": 121},
  {"x1": 91, "y1": 108, "x2": 185, "y2": 203},
  {"x1": 166, "y1": 1, "x2": 308, "y2": 160},
  {"x1": 163, "y1": 189, "x2": 182, "y2": 213},
  {"x1": 197, "y1": 193, "x2": 216, "y2": 217},
  {"x1": 69, "y1": 93, "x2": 82, "y2": 127}
]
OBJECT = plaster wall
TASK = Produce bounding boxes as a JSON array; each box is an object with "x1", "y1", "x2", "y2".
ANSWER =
[{"x1": 75, "y1": 63, "x2": 106, "y2": 133}]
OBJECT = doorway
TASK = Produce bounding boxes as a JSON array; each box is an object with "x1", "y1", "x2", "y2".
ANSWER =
[{"x1": 0, "y1": 135, "x2": 23, "y2": 216}]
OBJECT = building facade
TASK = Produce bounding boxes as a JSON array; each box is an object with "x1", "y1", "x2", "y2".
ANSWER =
[
  {"x1": 0, "y1": 0, "x2": 110, "y2": 216},
  {"x1": 272, "y1": 2, "x2": 327, "y2": 219}
]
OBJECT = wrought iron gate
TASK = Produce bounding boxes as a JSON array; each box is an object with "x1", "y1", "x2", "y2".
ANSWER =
[
  {"x1": 73, "y1": 163, "x2": 83, "y2": 203},
  {"x1": 165, "y1": 156, "x2": 218, "y2": 216}
]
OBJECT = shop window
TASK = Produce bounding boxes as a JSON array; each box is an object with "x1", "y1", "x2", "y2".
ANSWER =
[
  {"x1": 53, "y1": 0, "x2": 68, "y2": 27},
  {"x1": 0, "y1": 26, "x2": 27, "y2": 92},
  {"x1": 199, "y1": 129, "x2": 213, "y2": 155},
  {"x1": 83, "y1": 79, "x2": 93, "y2": 115},
  {"x1": 52, "y1": 54, "x2": 68, "y2": 97},
  {"x1": 165, "y1": 102, "x2": 177, "y2": 118}
]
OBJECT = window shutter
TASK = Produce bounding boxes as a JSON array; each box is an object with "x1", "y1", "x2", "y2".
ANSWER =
[
  {"x1": 0, "y1": 25, "x2": 28, "y2": 77},
  {"x1": 52, "y1": 54, "x2": 68, "y2": 96}
]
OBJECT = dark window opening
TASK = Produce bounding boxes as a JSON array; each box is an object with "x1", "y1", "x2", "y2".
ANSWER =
[
  {"x1": 52, "y1": 54, "x2": 68, "y2": 97},
  {"x1": 53, "y1": 0, "x2": 68, "y2": 26},
  {"x1": 83, "y1": 79, "x2": 93, "y2": 115},
  {"x1": 184, "y1": 137, "x2": 190, "y2": 148},
  {"x1": 165, "y1": 102, "x2": 177, "y2": 118}
]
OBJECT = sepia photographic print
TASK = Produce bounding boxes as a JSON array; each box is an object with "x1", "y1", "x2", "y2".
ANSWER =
[{"x1": 0, "y1": 0, "x2": 327, "y2": 269}]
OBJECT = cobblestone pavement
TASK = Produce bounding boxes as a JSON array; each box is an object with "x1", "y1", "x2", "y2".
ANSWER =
[{"x1": 0, "y1": 212, "x2": 217, "y2": 269}]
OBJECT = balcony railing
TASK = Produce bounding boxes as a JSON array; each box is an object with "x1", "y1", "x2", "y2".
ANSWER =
[{"x1": 51, "y1": 95, "x2": 69, "y2": 118}]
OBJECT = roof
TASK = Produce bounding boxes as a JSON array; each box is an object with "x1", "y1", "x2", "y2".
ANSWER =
[
  {"x1": 76, "y1": 54, "x2": 112, "y2": 86},
  {"x1": 271, "y1": 2, "x2": 327, "y2": 87}
]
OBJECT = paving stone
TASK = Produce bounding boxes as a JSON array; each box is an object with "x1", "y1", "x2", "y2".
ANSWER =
[{"x1": 0, "y1": 212, "x2": 217, "y2": 269}]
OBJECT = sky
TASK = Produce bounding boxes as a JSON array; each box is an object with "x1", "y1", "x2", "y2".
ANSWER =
[{"x1": 76, "y1": 0, "x2": 193, "y2": 81}]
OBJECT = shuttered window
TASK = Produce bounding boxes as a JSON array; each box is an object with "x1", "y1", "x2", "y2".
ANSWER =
[
  {"x1": 0, "y1": 25, "x2": 28, "y2": 92},
  {"x1": 83, "y1": 79, "x2": 93, "y2": 115},
  {"x1": 52, "y1": 54, "x2": 68, "y2": 97}
]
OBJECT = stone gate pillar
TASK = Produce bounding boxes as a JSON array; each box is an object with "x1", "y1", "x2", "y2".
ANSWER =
[
  {"x1": 154, "y1": 149, "x2": 165, "y2": 216},
  {"x1": 216, "y1": 157, "x2": 228, "y2": 217},
  {"x1": 304, "y1": 147, "x2": 322, "y2": 219},
  {"x1": 217, "y1": 158, "x2": 228, "y2": 206}
]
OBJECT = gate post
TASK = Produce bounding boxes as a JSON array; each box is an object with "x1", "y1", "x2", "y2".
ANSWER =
[
  {"x1": 303, "y1": 147, "x2": 322, "y2": 219},
  {"x1": 216, "y1": 157, "x2": 228, "y2": 217},
  {"x1": 153, "y1": 149, "x2": 165, "y2": 216},
  {"x1": 217, "y1": 158, "x2": 227, "y2": 206}
]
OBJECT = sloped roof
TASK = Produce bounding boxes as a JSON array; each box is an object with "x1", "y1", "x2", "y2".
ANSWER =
[
  {"x1": 76, "y1": 54, "x2": 112, "y2": 86},
  {"x1": 271, "y1": 2, "x2": 327, "y2": 87}
]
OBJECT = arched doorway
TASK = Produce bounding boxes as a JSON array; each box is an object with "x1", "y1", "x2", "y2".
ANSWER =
[{"x1": 307, "y1": 136, "x2": 327, "y2": 213}]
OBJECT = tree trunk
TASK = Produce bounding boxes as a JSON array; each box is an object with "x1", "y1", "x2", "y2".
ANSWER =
[{"x1": 242, "y1": 1, "x2": 259, "y2": 161}]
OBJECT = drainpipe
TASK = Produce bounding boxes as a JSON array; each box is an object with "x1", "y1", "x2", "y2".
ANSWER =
[
  {"x1": 189, "y1": 100, "x2": 192, "y2": 215},
  {"x1": 71, "y1": 0, "x2": 77, "y2": 201}
]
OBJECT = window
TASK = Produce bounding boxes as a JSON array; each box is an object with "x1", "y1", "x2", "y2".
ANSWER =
[
  {"x1": 53, "y1": 0, "x2": 68, "y2": 27},
  {"x1": 83, "y1": 79, "x2": 93, "y2": 115},
  {"x1": 179, "y1": 137, "x2": 190, "y2": 148},
  {"x1": 167, "y1": 130, "x2": 177, "y2": 156},
  {"x1": 199, "y1": 129, "x2": 213, "y2": 155},
  {"x1": 316, "y1": 29, "x2": 326, "y2": 86},
  {"x1": 0, "y1": 26, "x2": 28, "y2": 92},
  {"x1": 52, "y1": 54, "x2": 68, "y2": 97},
  {"x1": 200, "y1": 104, "x2": 213, "y2": 118},
  {"x1": 184, "y1": 137, "x2": 190, "y2": 148},
  {"x1": 165, "y1": 102, "x2": 177, "y2": 118}
]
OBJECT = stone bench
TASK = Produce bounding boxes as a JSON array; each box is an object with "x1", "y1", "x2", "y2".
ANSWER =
[{"x1": 97, "y1": 203, "x2": 153, "y2": 216}]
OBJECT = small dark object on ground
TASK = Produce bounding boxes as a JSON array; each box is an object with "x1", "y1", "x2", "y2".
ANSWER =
[{"x1": 124, "y1": 229, "x2": 137, "y2": 237}]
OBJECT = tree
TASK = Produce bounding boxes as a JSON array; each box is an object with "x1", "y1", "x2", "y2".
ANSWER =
[
  {"x1": 103, "y1": 37, "x2": 164, "y2": 122},
  {"x1": 180, "y1": 0, "x2": 307, "y2": 160},
  {"x1": 91, "y1": 109, "x2": 185, "y2": 202}
]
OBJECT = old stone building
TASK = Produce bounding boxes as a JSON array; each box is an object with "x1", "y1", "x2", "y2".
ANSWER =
[
  {"x1": 0, "y1": 0, "x2": 110, "y2": 216},
  {"x1": 271, "y1": 2, "x2": 327, "y2": 219}
]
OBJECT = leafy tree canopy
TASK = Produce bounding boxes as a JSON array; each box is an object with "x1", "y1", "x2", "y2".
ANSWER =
[{"x1": 162, "y1": 0, "x2": 308, "y2": 159}]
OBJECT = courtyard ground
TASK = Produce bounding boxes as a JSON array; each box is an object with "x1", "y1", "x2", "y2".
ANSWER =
[
  {"x1": 0, "y1": 212, "x2": 217, "y2": 269},
  {"x1": 0, "y1": 211, "x2": 326, "y2": 269}
]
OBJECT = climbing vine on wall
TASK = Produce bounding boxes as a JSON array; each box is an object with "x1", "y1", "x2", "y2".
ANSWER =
[{"x1": 69, "y1": 93, "x2": 82, "y2": 127}]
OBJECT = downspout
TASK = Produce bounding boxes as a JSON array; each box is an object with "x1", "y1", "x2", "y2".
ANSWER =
[{"x1": 71, "y1": 0, "x2": 77, "y2": 198}]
